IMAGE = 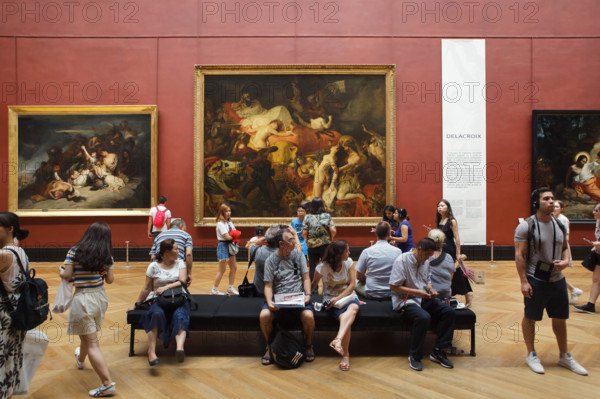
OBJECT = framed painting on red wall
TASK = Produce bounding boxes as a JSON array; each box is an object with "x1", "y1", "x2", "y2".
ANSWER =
[
  {"x1": 193, "y1": 65, "x2": 396, "y2": 226},
  {"x1": 8, "y1": 105, "x2": 157, "y2": 217},
  {"x1": 532, "y1": 110, "x2": 600, "y2": 223}
]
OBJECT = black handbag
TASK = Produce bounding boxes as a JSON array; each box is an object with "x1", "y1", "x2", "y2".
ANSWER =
[
  {"x1": 238, "y1": 245, "x2": 258, "y2": 297},
  {"x1": 582, "y1": 251, "x2": 598, "y2": 272},
  {"x1": 156, "y1": 280, "x2": 189, "y2": 311}
]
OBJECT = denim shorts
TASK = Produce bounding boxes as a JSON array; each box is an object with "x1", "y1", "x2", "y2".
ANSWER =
[
  {"x1": 325, "y1": 298, "x2": 360, "y2": 319},
  {"x1": 217, "y1": 241, "x2": 230, "y2": 260}
]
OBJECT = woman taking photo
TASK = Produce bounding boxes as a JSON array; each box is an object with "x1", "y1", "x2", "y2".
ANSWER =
[
  {"x1": 391, "y1": 207, "x2": 414, "y2": 252},
  {"x1": 213, "y1": 203, "x2": 239, "y2": 295},
  {"x1": 311, "y1": 240, "x2": 359, "y2": 371},
  {"x1": 128, "y1": 239, "x2": 190, "y2": 365},
  {"x1": 60, "y1": 222, "x2": 115, "y2": 397},
  {"x1": 436, "y1": 199, "x2": 473, "y2": 307},
  {"x1": 382, "y1": 204, "x2": 399, "y2": 232},
  {"x1": 0, "y1": 212, "x2": 29, "y2": 399},
  {"x1": 303, "y1": 197, "x2": 336, "y2": 288},
  {"x1": 575, "y1": 203, "x2": 600, "y2": 314}
]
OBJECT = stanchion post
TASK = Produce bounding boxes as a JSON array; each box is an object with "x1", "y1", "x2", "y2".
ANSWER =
[
  {"x1": 489, "y1": 240, "x2": 497, "y2": 268},
  {"x1": 123, "y1": 240, "x2": 132, "y2": 269}
]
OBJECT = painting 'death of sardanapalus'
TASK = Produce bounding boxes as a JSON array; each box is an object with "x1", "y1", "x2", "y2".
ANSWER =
[
  {"x1": 533, "y1": 110, "x2": 600, "y2": 222},
  {"x1": 8, "y1": 106, "x2": 157, "y2": 216},
  {"x1": 194, "y1": 65, "x2": 396, "y2": 226}
]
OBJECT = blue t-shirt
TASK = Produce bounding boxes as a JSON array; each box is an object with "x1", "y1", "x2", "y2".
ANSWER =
[
  {"x1": 395, "y1": 221, "x2": 415, "y2": 252},
  {"x1": 291, "y1": 218, "x2": 308, "y2": 256}
]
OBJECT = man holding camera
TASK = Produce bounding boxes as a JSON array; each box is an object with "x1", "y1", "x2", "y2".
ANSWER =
[{"x1": 514, "y1": 188, "x2": 587, "y2": 375}]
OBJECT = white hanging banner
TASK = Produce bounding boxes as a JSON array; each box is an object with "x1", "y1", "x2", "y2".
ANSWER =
[{"x1": 441, "y1": 39, "x2": 486, "y2": 245}]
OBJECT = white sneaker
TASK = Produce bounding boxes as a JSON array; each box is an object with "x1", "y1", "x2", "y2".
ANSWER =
[
  {"x1": 210, "y1": 288, "x2": 224, "y2": 295},
  {"x1": 227, "y1": 287, "x2": 239, "y2": 295},
  {"x1": 89, "y1": 382, "x2": 116, "y2": 397},
  {"x1": 558, "y1": 352, "x2": 588, "y2": 376},
  {"x1": 526, "y1": 351, "x2": 545, "y2": 374},
  {"x1": 570, "y1": 288, "x2": 583, "y2": 304},
  {"x1": 75, "y1": 347, "x2": 84, "y2": 369}
]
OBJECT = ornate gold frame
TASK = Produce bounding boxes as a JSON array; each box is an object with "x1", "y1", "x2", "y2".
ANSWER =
[
  {"x1": 194, "y1": 65, "x2": 396, "y2": 226},
  {"x1": 8, "y1": 105, "x2": 158, "y2": 217}
]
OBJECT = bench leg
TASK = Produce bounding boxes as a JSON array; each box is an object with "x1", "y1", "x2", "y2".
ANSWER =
[
  {"x1": 470, "y1": 326, "x2": 476, "y2": 356},
  {"x1": 129, "y1": 327, "x2": 135, "y2": 357}
]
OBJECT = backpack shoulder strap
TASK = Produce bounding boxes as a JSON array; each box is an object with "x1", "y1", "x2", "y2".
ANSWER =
[
  {"x1": 553, "y1": 216, "x2": 567, "y2": 237},
  {"x1": 5, "y1": 248, "x2": 27, "y2": 275},
  {"x1": 0, "y1": 248, "x2": 25, "y2": 312}
]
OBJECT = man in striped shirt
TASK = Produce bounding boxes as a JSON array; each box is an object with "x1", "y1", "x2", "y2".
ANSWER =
[{"x1": 149, "y1": 218, "x2": 194, "y2": 286}]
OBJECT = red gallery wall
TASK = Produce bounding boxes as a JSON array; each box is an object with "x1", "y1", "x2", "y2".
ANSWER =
[{"x1": 1, "y1": 0, "x2": 599, "y2": 251}]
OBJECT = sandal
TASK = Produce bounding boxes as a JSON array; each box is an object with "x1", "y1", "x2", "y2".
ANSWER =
[
  {"x1": 261, "y1": 355, "x2": 272, "y2": 366},
  {"x1": 339, "y1": 359, "x2": 350, "y2": 371},
  {"x1": 329, "y1": 338, "x2": 344, "y2": 356},
  {"x1": 305, "y1": 344, "x2": 316, "y2": 362}
]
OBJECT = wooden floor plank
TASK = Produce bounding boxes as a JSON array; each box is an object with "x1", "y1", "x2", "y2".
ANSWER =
[{"x1": 18, "y1": 260, "x2": 600, "y2": 398}]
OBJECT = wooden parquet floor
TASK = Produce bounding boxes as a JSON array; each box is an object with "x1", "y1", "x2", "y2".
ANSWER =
[{"x1": 20, "y1": 260, "x2": 600, "y2": 398}]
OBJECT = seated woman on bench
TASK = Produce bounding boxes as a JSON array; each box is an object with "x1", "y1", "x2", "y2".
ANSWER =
[
  {"x1": 127, "y1": 239, "x2": 190, "y2": 366},
  {"x1": 311, "y1": 239, "x2": 360, "y2": 371}
]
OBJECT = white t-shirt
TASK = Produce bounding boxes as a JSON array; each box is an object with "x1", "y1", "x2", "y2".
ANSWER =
[
  {"x1": 0, "y1": 246, "x2": 27, "y2": 294},
  {"x1": 149, "y1": 205, "x2": 171, "y2": 232},
  {"x1": 216, "y1": 221, "x2": 235, "y2": 241},
  {"x1": 145, "y1": 259, "x2": 185, "y2": 300},
  {"x1": 316, "y1": 258, "x2": 354, "y2": 302}
]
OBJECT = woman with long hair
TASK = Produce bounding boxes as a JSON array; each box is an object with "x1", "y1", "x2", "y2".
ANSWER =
[
  {"x1": 60, "y1": 222, "x2": 115, "y2": 397},
  {"x1": 311, "y1": 240, "x2": 359, "y2": 371},
  {"x1": 0, "y1": 212, "x2": 29, "y2": 399},
  {"x1": 302, "y1": 197, "x2": 337, "y2": 291},
  {"x1": 391, "y1": 207, "x2": 415, "y2": 252},
  {"x1": 436, "y1": 199, "x2": 473, "y2": 307},
  {"x1": 127, "y1": 239, "x2": 190, "y2": 365},
  {"x1": 382, "y1": 204, "x2": 399, "y2": 232},
  {"x1": 213, "y1": 204, "x2": 239, "y2": 295},
  {"x1": 575, "y1": 203, "x2": 600, "y2": 314}
]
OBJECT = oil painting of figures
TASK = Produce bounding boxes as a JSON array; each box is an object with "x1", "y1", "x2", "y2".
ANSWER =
[
  {"x1": 9, "y1": 106, "x2": 157, "y2": 215},
  {"x1": 195, "y1": 66, "x2": 395, "y2": 224}
]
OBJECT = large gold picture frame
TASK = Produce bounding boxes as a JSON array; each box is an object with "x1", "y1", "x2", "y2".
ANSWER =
[
  {"x1": 8, "y1": 105, "x2": 157, "y2": 217},
  {"x1": 194, "y1": 65, "x2": 396, "y2": 226}
]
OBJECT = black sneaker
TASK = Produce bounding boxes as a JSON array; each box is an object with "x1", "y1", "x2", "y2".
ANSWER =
[
  {"x1": 574, "y1": 303, "x2": 595, "y2": 314},
  {"x1": 408, "y1": 356, "x2": 423, "y2": 371},
  {"x1": 430, "y1": 349, "x2": 454, "y2": 368}
]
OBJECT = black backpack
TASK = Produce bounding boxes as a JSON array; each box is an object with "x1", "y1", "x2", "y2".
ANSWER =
[
  {"x1": 0, "y1": 248, "x2": 50, "y2": 331},
  {"x1": 268, "y1": 322, "x2": 305, "y2": 369}
]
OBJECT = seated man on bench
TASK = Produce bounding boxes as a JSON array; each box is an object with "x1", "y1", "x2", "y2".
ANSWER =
[
  {"x1": 259, "y1": 228, "x2": 315, "y2": 365},
  {"x1": 390, "y1": 237, "x2": 456, "y2": 371}
]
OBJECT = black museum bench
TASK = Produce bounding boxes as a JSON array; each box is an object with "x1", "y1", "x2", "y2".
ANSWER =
[{"x1": 126, "y1": 294, "x2": 477, "y2": 357}]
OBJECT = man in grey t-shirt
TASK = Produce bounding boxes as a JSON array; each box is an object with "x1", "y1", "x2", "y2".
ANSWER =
[
  {"x1": 259, "y1": 229, "x2": 314, "y2": 365},
  {"x1": 515, "y1": 188, "x2": 587, "y2": 376},
  {"x1": 356, "y1": 221, "x2": 401, "y2": 299}
]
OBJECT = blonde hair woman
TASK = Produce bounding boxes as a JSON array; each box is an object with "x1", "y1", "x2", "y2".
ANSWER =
[{"x1": 213, "y1": 204, "x2": 239, "y2": 295}]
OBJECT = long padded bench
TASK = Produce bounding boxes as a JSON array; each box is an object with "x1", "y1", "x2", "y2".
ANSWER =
[{"x1": 126, "y1": 294, "x2": 477, "y2": 356}]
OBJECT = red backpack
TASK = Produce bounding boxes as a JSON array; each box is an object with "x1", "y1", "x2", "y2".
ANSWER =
[{"x1": 153, "y1": 205, "x2": 168, "y2": 228}]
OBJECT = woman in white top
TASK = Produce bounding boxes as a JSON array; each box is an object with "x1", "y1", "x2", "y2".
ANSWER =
[
  {"x1": 0, "y1": 212, "x2": 29, "y2": 399},
  {"x1": 311, "y1": 239, "x2": 359, "y2": 371},
  {"x1": 552, "y1": 201, "x2": 583, "y2": 304},
  {"x1": 213, "y1": 204, "x2": 239, "y2": 295},
  {"x1": 128, "y1": 239, "x2": 189, "y2": 365},
  {"x1": 575, "y1": 203, "x2": 600, "y2": 314}
]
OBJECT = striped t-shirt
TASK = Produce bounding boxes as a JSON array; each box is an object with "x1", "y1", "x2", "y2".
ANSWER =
[
  {"x1": 149, "y1": 228, "x2": 194, "y2": 260},
  {"x1": 63, "y1": 247, "x2": 113, "y2": 289}
]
